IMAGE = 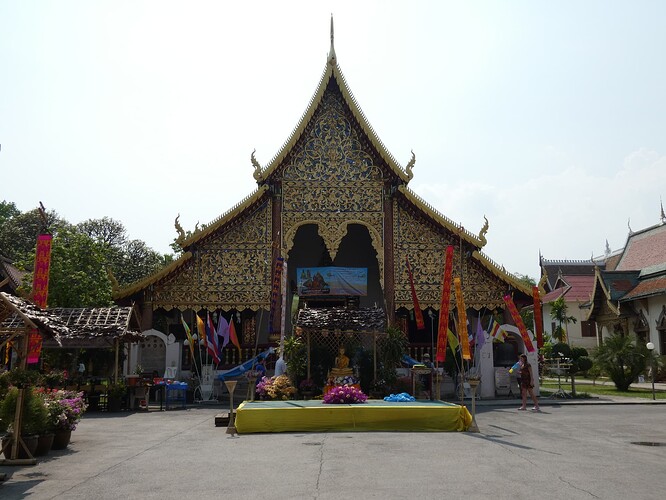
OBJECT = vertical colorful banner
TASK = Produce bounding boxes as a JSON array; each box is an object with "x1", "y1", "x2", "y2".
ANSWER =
[
  {"x1": 503, "y1": 294, "x2": 535, "y2": 352},
  {"x1": 532, "y1": 286, "x2": 544, "y2": 349},
  {"x1": 436, "y1": 246, "x2": 454, "y2": 362},
  {"x1": 28, "y1": 233, "x2": 53, "y2": 364},
  {"x1": 268, "y1": 257, "x2": 284, "y2": 335},
  {"x1": 453, "y1": 278, "x2": 472, "y2": 360},
  {"x1": 405, "y1": 257, "x2": 425, "y2": 330}
]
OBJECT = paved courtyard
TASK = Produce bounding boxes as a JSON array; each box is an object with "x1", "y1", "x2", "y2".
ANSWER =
[{"x1": 1, "y1": 401, "x2": 665, "y2": 499}]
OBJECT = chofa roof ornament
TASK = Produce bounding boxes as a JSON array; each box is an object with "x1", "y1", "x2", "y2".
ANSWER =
[{"x1": 251, "y1": 149, "x2": 263, "y2": 182}]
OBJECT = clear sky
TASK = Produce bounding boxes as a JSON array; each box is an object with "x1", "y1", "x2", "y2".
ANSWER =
[{"x1": 1, "y1": 1, "x2": 665, "y2": 280}]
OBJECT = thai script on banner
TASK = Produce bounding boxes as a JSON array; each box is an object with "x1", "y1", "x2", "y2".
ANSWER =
[
  {"x1": 28, "y1": 234, "x2": 53, "y2": 364},
  {"x1": 436, "y1": 246, "x2": 454, "y2": 362},
  {"x1": 532, "y1": 286, "x2": 544, "y2": 349},
  {"x1": 454, "y1": 278, "x2": 472, "y2": 360},
  {"x1": 268, "y1": 257, "x2": 284, "y2": 335},
  {"x1": 503, "y1": 294, "x2": 535, "y2": 352}
]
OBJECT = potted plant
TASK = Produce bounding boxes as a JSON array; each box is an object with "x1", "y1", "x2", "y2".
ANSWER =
[
  {"x1": 107, "y1": 381, "x2": 126, "y2": 412},
  {"x1": 40, "y1": 370, "x2": 67, "y2": 389},
  {"x1": 40, "y1": 389, "x2": 88, "y2": 450},
  {"x1": 1, "y1": 387, "x2": 48, "y2": 459},
  {"x1": 126, "y1": 364, "x2": 142, "y2": 387},
  {"x1": 5, "y1": 368, "x2": 41, "y2": 389}
]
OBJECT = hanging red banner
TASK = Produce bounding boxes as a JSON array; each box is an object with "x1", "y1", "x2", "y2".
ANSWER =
[
  {"x1": 436, "y1": 246, "x2": 454, "y2": 362},
  {"x1": 532, "y1": 286, "x2": 544, "y2": 349},
  {"x1": 405, "y1": 257, "x2": 425, "y2": 330},
  {"x1": 503, "y1": 294, "x2": 535, "y2": 352},
  {"x1": 454, "y1": 278, "x2": 472, "y2": 360},
  {"x1": 268, "y1": 257, "x2": 284, "y2": 336},
  {"x1": 28, "y1": 233, "x2": 53, "y2": 364}
]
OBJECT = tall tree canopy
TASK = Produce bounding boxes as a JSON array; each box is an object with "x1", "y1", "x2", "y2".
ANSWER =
[{"x1": 0, "y1": 200, "x2": 170, "y2": 307}]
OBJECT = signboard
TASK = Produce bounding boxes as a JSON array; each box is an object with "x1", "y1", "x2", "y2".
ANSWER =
[{"x1": 297, "y1": 267, "x2": 367, "y2": 296}]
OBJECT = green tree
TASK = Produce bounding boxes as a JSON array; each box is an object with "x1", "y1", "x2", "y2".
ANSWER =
[
  {"x1": 78, "y1": 217, "x2": 166, "y2": 287},
  {"x1": 47, "y1": 226, "x2": 113, "y2": 307},
  {"x1": 0, "y1": 200, "x2": 20, "y2": 224},
  {"x1": 592, "y1": 333, "x2": 650, "y2": 391},
  {"x1": 549, "y1": 296, "x2": 577, "y2": 343},
  {"x1": 0, "y1": 204, "x2": 64, "y2": 262}
]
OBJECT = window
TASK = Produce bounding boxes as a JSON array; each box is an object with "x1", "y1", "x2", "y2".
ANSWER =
[{"x1": 581, "y1": 320, "x2": 597, "y2": 338}]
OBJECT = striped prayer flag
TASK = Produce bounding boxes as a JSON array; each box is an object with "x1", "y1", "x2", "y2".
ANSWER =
[
  {"x1": 206, "y1": 312, "x2": 220, "y2": 364},
  {"x1": 447, "y1": 329, "x2": 459, "y2": 352},
  {"x1": 453, "y1": 278, "x2": 471, "y2": 360},
  {"x1": 229, "y1": 318, "x2": 242, "y2": 356},
  {"x1": 181, "y1": 314, "x2": 195, "y2": 360},
  {"x1": 197, "y1": 315, "x2": 207, "y2": 348},
  {"x1": 216, "y1": 315, "x2": 230, "y2": 349}
]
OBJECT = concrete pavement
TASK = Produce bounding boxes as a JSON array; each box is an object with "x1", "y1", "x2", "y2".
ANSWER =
[{"x1": 1, "y1": 398, "x2": 665, "y2": 500}]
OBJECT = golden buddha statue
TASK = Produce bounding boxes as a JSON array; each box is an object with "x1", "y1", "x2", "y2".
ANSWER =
[{"x1": 329, "y1": 346, "x2": 353, "y2": 378}]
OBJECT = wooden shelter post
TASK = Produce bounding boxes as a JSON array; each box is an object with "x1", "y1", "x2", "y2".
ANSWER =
[{"x1": 114, "y1": 337, "x2": 119, "y2": 384}]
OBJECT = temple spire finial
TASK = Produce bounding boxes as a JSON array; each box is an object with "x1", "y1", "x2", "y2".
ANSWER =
[
  {"x1": 328, "y1": 14, "x2": 337, "y2": 66},
  {"x1": 660, "y1": 196, "x2": 665, "y2": 224}
]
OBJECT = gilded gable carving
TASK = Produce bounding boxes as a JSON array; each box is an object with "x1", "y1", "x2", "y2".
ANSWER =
[
  {"x1": 150, "y1": 201, "x2": 272, "y2": 311},
  {"x1": 282, "y1": 87, "x2": 385, "y2": 281},
  {"x1": 394, "y1": 203, "x2": 507, "y2": 310}
]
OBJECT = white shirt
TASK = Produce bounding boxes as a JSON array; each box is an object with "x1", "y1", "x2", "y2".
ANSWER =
[{"x1": 274, "y1": 357, "x2": 287, "y2": 376}]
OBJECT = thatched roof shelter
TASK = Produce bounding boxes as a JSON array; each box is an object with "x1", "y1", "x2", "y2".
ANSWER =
[
  {"x1": 40, "y1": 307, "x2": 142, "y2": 348},
  {"x1": 1, "y1": 292, "x2": 142, "y2": 349},
  {"x1": 295, "y1": 307, "x2": 386, "y2": 334},
  {"x1": 0, "y1": 292, "x2": 69, "y2": 344}
]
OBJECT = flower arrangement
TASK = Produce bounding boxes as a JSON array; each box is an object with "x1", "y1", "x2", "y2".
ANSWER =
[
  {"x1": 38, "y1": 389, "x2": 88, "y2": 432},
  {"x1": 255, "y1": 375, "x2": 297, "y2": 400},
  {"x1": 323, "y1": 385, "x2": 367, "y2": 404}
]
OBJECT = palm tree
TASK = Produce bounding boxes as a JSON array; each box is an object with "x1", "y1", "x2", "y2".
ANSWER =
[
  {"x1": 593, "y1": 333, "x2": 650, "y2": 391},
  {"x1": 549, "y1": 296, "x2": 577, "y2": 343}
]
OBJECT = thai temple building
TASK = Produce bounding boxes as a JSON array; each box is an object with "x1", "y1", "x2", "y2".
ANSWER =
[{"x1": 113, "y1": 21, "x2": 533, "y2": 398}]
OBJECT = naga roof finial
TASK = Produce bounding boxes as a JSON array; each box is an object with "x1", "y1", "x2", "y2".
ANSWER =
[
  {"x1": 105, "y1": 266, "x2": 120, "y2": 292},
  {"x1": 478, "y1": 215, "x2": 489, "y2": 248},
  {"x1": 405, "y1": 150, "x2": 415, "y2": 180},
  {"x1": 251, "y1": 149, "x2": 263, "y2": 181},
  {"x1": 328, "y1": 14, "x2": 336, "y2": 66},
  {"x1": 175, "y1": 214, "x2": 186, "y2": 248}
]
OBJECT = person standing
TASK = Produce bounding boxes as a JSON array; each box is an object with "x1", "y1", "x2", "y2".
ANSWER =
[{"x1": 518, "y1": 353, "x2": 540, "y2": 411}]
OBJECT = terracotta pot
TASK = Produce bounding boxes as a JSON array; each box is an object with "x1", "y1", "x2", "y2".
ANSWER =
[
  {"x1": 51, "y1": 430, "x2": 72, "y2": 450},
  {"x1": 34, "y1": 433, "x2": 55, "y2": 456},
  {"x1": 2, "y1": 434, "x2": 39, "y2": 459}
]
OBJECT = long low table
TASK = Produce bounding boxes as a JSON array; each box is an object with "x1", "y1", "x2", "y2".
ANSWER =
[{"x1": 234, "y1": 399, "x2": 472, "y2": 433}]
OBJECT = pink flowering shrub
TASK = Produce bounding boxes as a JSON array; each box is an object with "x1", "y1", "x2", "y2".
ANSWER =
[
  {"x1": 323, "y1": 385, "x2": 367, "y2": 404},
  {"x1": 37, "y1": 388, "x2": 88, "y2": 431}
]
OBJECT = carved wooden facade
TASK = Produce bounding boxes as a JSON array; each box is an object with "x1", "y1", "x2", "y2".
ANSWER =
[{"x1": 113, "y1": 37, "x2": 532, "y2": 330}]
